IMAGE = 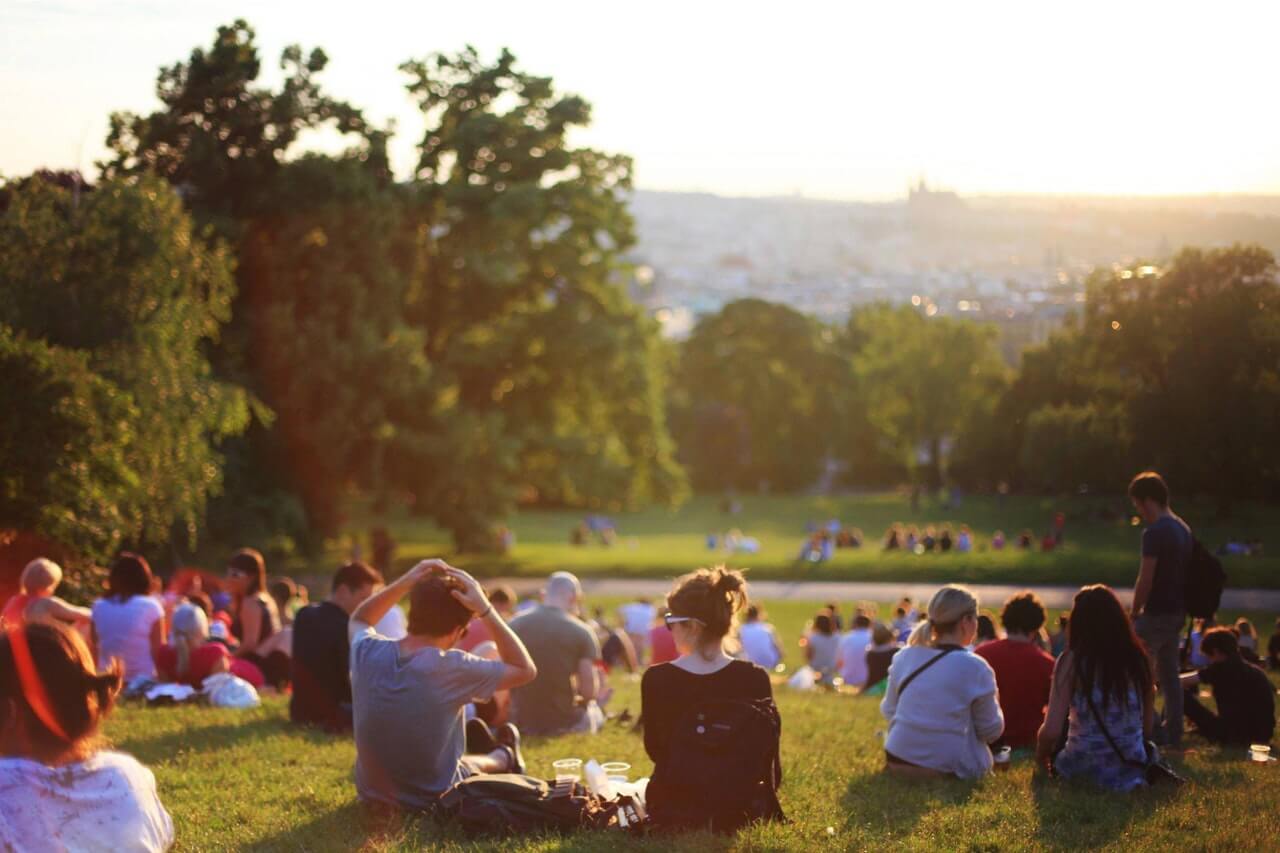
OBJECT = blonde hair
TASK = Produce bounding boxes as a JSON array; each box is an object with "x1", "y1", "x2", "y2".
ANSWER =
[
  {"x1": 20, "y1": 558, "x2": 62, "y2": 595},
  {"x1": 908, "y1": 585, "x2": 980, "y2": 647},
  {"x1": 171, "y1": 603, "x2": 209, "y2": 678}
]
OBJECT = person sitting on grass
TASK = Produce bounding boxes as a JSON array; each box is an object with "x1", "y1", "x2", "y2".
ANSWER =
[
  {"x1": 456, "y1": 585, "x2": 516, "y2": 653},
  {"x1": 837, "y1": 612, "x2": 874, "y2": 688},
  {"x1": 155, "y1": 603, "x2": 231, "y2": 689},
  {"x1": 803, "y1": 611, "x2": 840, "y2": 686},
  {"x1": 1036, "y1": 585, "x2": 1155, "y2": 792},
  {"x1": 863, "y1": 623, "x2": 900, "y2": 691},
  {"x1": 975, "y1": 613, "x2": 1000, "y2": 645},
  {"x1": 510, "y1": 572, "x2": 609, "y2": 735},
  {"x1": 976, "y1": 591, "x2": 1055, "y2": 749},
  {"x1": 880, "y1": 585, "x2": 1004, "y2": 779},
  {"x1": 92, "y1": 553, "x2": 165, "y2": 682},
  {"x1": 348, "y1": 560, "x2": 535, "y2": 812},
  {"x1": 738, "y1": 604, "x2": 783, "y2": 671},
  {"x1": 289, "y1": 561, "x2": 382, "y2": 732},
  {"x1": 642, "y1": 567, "x2": 783, "y2": 833},
  {"x1": 1180, "y1": 627, "x2": 1275, "y2": 747},
  {"x1": 1, "y1": 558, "x2": 92, "y2": 633},
  {"x1": 223, "y1": 548, "x2": 288, "y2": 687},
  {"x1": 0, "y1": 621, "x2": 173, "y2": 851},
  {"x1": 1234, "y1": 618, "x2": 1261, "y2": 662},
  {"x1": 1268, "y1": 618, "x2": 1280, "y2": 670}
]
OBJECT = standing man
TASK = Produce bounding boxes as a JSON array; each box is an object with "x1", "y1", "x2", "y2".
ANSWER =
[
  {"x1": 1128, "y1": 471, "x2": 1192, "y2": 750},
  {"x1": 348, "y1": 560, "x2": 537, "y2": 811}
]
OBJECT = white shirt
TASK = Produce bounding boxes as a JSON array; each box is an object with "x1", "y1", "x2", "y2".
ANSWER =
[
  {"x1": 92, "y1": 595, "x2": 164, "y2": 679},
  {"x1": 837, "y1": 628, "x2": 874, "y2": 686},
  {"x1": 880, "y1": 645, "x2": 1004, "y2": 779},
  {"x1": 739, "y1": 621, "x2": 781, "y2": 669},
  {"x1": 618, "y1": 602, "x2": 656, "y2": 635},
  {"x1": 0, "y1": 751, "x2": 174, "y2": 852},
  {"x1": 374, "y1": 604, "x2": 408, "y2": 640}
]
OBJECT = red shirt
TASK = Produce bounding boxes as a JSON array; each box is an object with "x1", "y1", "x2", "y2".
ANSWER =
[
  {"x1": 156, "y1": 642, "x2": 231, "y2": 688},
  {"x1": 649, "y1": 624, "x2": 678, "y2": 665},
  {"x1": 1, "y1": 594, "x2": 32, "y2": 627},
  {"x1": 975, "y1": 638, "x2": 1055, "y2": 747},
  {"x1": 457, "y1": 617, "x2": 494, "y2": 653}
]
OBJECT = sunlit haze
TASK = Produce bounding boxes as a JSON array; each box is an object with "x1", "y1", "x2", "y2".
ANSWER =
[{"x1": 4, "y1": 0, "x2": 1280, "y2": 199}]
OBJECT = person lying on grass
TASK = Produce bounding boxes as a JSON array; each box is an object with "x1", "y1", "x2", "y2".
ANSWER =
[
  {"x1": 348, "y1": 560, "x2": 537, "y2": 812},
  {"x1": 1179, "y1": 627, "x2": 1275, "y2": 747},
  {"x1": 1036, "y1": 585, "x2": 1156, "y2": 792},
  {"x1": 880, "y1": 585, "x2": 1005, "y2": 779},
  {"x1": 0, "y1": 621, "x2": 173, "y2": 852}
]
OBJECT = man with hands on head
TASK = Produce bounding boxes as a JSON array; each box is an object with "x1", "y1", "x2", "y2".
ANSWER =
[{"x1": 348, "y1": 559, "x2": 538, "y2": 811}]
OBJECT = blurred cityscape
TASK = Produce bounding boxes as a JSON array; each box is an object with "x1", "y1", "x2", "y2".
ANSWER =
[{"x1": 630, "y1": 184, "x2": 1280, "y2": 359}]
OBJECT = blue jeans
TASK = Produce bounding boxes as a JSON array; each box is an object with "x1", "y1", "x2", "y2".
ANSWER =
[{"x1": 1136, "y1": 610, "x2": 1185, "y2": 748}]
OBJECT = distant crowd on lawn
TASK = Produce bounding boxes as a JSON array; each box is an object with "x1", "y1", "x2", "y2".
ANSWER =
[{"x1": 2, "y1": 470, "x2": 1279, "y2": 851}]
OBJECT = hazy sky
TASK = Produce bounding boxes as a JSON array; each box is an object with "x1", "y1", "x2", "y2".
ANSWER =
[{"x1": 4, "y1": 0, "x2": 1279, "y2": 200}]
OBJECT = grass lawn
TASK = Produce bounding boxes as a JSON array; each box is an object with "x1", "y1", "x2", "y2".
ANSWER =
[
  {"x1": 332, "y1": 493, "x2": 1280, "y2": 590},
  {"x1": 103, "y1": 597, "x2": 1280, "y2": 852}
]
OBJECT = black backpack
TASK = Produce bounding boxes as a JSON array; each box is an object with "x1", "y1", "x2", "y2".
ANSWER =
[
  {"x1": 437, "y1": 774, "x2": 614, "y2": 835},
  {"x1": 1185, "y1": 536, "x2": 1226, "y2": 620},
  {"x1": 653, "y1": 697, "x2": 785, "y2": 833}
]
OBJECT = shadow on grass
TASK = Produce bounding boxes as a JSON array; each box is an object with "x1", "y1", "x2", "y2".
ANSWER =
[
  {"x1": 1029, "y1": 769, "x2": 1180, "y2": 850},
  {"x1": 840, "y1": 769, "x2": 979, "y2": 839},
  {"x1": 112, "y1": 715, "x2": 318, "y2": 767}
]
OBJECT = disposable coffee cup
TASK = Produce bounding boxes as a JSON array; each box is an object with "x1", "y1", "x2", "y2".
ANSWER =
[
  {"x1": 1249, "y1": 744, "x2": 1272, "y2": 763},
  {"x1": 601, "y1": 762, "x2": 631, "y2": 783}
]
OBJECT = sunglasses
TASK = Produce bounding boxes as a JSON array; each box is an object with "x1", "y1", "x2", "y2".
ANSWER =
[{"x1": 663, "y1": 612, "x2": 705, "y2": 631}]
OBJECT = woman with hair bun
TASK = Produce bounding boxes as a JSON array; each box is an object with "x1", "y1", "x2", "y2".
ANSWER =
[
  {"x1": 880, "y1": 585, "x2": 1004, "y2": 778},
  {"x1": 0, "y1": 621, "x2": 174, "y2": 851},
  {"x1": 641, "y1": 566, "x2": 784, "y2": 833}
]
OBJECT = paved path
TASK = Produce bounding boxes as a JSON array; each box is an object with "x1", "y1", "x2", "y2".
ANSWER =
[{"x1": 493, "y1": 577, "x2": 1280, "y2": 612}]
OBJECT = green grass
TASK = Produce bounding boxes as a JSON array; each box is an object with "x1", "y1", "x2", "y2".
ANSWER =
[
  {"x1": 333, "y1": 493, "x2": 1280, "y2": 589},
  {"x1": 102, "y1": 596, "x2": 1280, "y2": 852}
]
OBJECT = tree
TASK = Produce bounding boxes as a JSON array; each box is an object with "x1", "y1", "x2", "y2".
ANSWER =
[
  {"x1": 393, "y1": 47, "x2": 687, "y2": 546},
  {"x1": 673, "y1": 299, "x2": 843, "y2": 491},
  {"x1": 844, "y1": 303, "x2": 1007, "y2": 489},
  {"x1": 0, "y1": 175, "x2": 250, "y2": 550}
]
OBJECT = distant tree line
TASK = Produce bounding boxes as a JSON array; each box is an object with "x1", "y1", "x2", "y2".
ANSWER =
[{"x1": 2, "y1": 21, "x2": 1278, "y2": 578}]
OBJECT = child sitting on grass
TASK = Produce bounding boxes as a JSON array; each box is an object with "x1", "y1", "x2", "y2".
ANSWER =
[{"x1": 0, "y1": 558, "x2": 91, "y2": 632}]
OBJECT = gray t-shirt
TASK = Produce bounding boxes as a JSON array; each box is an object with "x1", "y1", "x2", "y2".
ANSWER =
[
  {"x1": 509, "y1": 605, "x2": 601, "y2": 735},
  {"x1": 350, "y1": 625, "x2": 505, "y2": 809}
]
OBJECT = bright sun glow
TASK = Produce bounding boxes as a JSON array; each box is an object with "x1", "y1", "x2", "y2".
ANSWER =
[{"x1": 4, "y1": 0, "x2": 1280, "y2": 199}]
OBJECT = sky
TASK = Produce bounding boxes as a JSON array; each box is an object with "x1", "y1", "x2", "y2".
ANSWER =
[{"x1": 4, "y1": 0, "x2": 1280, "y2": 201}]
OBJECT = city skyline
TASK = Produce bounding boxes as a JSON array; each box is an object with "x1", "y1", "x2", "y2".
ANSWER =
[{"x1": 5, "y1": 0, "x2": 1280, "y2": 200}]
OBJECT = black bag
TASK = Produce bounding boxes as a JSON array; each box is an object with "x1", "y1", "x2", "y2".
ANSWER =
[
  {"x1": 437, "y1": 773, "x2": 614, "y2": 835},
  {"x1": 653, "y1": 697, "x2": 785, "y2": 833},
  {"x1": 1084, "y1": 693, "x2": 1187, "y2": 787},
  {"x1": 1184, "y1": 537, "x2": 1226, "y2": 620}
]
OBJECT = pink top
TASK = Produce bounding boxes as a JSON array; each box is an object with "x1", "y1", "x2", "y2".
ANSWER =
[{"x1": 649, "y1": 624, "x2": 679, "y2": 665}]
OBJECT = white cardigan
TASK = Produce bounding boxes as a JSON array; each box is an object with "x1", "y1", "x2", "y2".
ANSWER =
[{"x1": 880, "y1": 645, "x2": 1004, "y2": 778}]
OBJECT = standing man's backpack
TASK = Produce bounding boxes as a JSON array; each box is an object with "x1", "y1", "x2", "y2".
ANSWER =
[
  {"x1": 654, "y1": 697, "x2": 785, "y2": 833},
  {"x1": 1184, "y1": 537, "x2": 1226, "y2": 620}
]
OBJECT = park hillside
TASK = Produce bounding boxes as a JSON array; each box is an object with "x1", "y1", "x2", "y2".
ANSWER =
[{"x1": 2, "y1": 20, "x2": 1279, "y2": 595}]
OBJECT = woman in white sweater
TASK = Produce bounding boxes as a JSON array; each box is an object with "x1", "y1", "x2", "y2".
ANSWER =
[{"x1": 880, "y1": 586, "x2": 1004, "y2": 778}]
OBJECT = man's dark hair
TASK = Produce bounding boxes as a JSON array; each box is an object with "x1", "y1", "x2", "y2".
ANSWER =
[
  {"x1": 1128, "y1": 471, "x2": 1169, "y2": 507},
  {"x1": 853, "y1": 614, "x2": 872, "y2": 629},
  {"x1": 332, "y1": 561, "x2": 383, "y2": 593},
  {"x1": 107, "y1": 553, "x2": 153, "y2": 600},
  {"x1": 1201, "y1": 626, "x2": 1240, "y2": 658},
  {"x1": 408, "y1": 576, "x2": 473, "y2": 637},
  {"x1": 269, "y1": 577, "x2": 296, "y2": 611},
  {"x1": 1001, "y1": 591, "x2": 1047, "y2": 635},
  {"x1": 487, "y1": 584, "x2": 515, "y2": 607}
]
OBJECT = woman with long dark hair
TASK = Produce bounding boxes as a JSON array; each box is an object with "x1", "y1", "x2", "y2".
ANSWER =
[
  {"x1": 1036, "y1": 585, "x2": 1155, "y2": 791},
  {"x1": 224, "y1": 548, "x2": 287, "y2": 685}
]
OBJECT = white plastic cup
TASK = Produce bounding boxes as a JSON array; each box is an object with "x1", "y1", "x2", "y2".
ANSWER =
[
  {"x1": 553, "y1": 758, "x2": 583, "y2": 784},
  {"x1": 994, "y1": 746, "x2": 1012, "y2": 772},
  {"x1": 1249, "y1": 744, "x2": 1272, "y2": 763}
]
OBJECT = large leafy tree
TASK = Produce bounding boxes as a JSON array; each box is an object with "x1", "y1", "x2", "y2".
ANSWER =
[
  {"x1": 672, "y1": 298, "x2": 843, "y2": 491},
  {"x1": 0, "y1": 175, "x2": 250, "y2": 551},
  {"x1": 844, "y1": 303, "x2": 1008, "y2": 489},
  {"x1": 391, "y1": 48, "x2": 687, "y2": 546}
]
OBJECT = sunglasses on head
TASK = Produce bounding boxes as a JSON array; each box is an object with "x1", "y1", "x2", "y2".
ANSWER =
[{"x1": 663, "y1": 612, "x2": 705, "y2": 631}]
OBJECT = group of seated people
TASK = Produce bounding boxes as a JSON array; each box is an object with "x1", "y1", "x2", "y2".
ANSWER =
[
  {"x1": 882, "y1": 523, "x2": 978, "y2": 554},
  {"x1": 3, "y1": 545, "x2": 1277, "y2": 848}
]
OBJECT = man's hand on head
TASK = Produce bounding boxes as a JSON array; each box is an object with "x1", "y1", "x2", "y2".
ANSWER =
[{"x1": 445, "y1": 567, "x2": 491, "y2": 615}]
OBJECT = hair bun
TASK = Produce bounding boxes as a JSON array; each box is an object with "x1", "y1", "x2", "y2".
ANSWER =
[{"x1": 712, "y1": 567, "x2": 745, "y2": 595}]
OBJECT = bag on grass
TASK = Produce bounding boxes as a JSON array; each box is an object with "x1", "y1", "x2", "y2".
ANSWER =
[
  {"x1": 202, "y1": 672, "x2": 260, "y2": 709},
  {"x1": 437, "y1": 773, "x2": 615, "y2": 835}
]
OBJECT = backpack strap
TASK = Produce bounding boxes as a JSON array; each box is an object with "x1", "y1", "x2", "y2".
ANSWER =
[
  {"x1": 1083, "y1": 690, "x2": 1145, "y2": 769},
  {"x1": 896, "y1": 647, "x2": 958, "y2": 698}
]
